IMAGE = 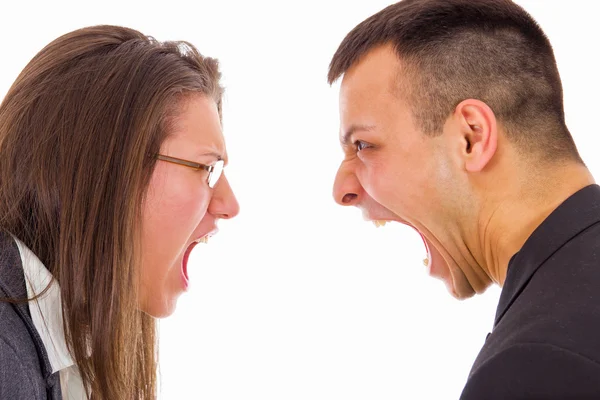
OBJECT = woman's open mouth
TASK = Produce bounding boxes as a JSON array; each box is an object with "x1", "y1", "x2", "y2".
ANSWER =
[
  {"x1": 181, "y1": 230, "x2": 217, "y2": 289},
  {"x1": 181, "y1": 241, "x2": 199, "y2": 289}
]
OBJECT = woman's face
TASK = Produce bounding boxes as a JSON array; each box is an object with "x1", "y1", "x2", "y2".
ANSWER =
[{"x1": 139, "y1": 94, "x2": 239, "y2": 318}]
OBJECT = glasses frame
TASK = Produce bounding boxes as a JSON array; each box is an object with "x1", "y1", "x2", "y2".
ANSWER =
[{"x1": 156, "y1": 154, "x2": 224, "y2": 188}]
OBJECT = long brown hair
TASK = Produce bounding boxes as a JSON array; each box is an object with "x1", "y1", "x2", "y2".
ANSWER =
[{"x1": 0, "y1": 25, "x2": 223, "y2": 399}]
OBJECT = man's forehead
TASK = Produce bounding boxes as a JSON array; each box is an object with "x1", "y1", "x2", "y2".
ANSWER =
[
  {"x1": 340, "y1": 44, "x2": 400, "y2": 94},
  {"x1": 338, "y1": 46, "x2": 404, "y2": 133}
]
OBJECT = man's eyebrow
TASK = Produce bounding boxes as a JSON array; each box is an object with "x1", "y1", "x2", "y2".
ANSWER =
[{"x1": 341, "y1": 124, "x2": 376, "y2": 146}]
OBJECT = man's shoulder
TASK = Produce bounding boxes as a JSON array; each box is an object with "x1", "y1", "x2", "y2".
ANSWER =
[
  {"x1": 495, "y1": 222, "x2": 600, "y2": 353},
  {"x1": 474, "y1": 263, "x2": 600, "y2": 373},
  {"x1": 461, "y1": 342, "x2": 600, "y2": 400},
  {"x1": 462, "y1": 227, "x2": 600, "y2": 399}
]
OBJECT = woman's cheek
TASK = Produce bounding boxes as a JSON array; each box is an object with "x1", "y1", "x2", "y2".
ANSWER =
[{"x1": 173, "y1": 188, "x2": 211, "y2": 228}]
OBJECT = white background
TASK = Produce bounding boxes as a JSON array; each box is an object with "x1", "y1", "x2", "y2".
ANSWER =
[{"x1": 1, "y1": 1, "x2": 599, "y2": 399}]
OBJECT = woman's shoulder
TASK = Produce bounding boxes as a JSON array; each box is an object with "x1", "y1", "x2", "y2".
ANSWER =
[
  {"x1": 0, "y1": 288, "x2": 49, "y2": 398},
  {"x1": 0, "y1": 233, "x2": 59, "y2": 399},
  {"x1": 0, "y1": 230, "x2": 37, "y2": 359}
]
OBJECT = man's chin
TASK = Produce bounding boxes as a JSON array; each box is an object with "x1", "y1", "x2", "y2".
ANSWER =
[
  {"x1": 448, "y1": 285, "x2": 477, "y2": 300},
  {"x1": 443, "y1": 275, "x2": 477, "y2": 300}
]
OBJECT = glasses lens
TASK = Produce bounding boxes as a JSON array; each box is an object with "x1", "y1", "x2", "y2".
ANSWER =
[{"x1": 208, "y1": 160, "x2": 224, "y2": 188}]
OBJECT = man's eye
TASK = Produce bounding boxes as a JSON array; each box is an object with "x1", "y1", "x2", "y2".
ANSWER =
[{"x1": 355, "y1": 140, "x2": 371, "y2": 152}]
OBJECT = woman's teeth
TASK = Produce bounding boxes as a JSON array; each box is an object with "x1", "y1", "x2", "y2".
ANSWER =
[
  {"x1": 423, "y1": 256, "x2": 430, "y2": 267},
  {"x1": 197, "y1": 236, "x2": 209, "y2": 244}
]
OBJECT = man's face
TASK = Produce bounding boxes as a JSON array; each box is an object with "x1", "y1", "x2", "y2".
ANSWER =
[{"x1": 332, "y1": 45, "x2": 474, "y2": 299}]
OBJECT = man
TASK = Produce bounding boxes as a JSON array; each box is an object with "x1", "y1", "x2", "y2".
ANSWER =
[{"x1": 328, "y1": 0, "x2": 600, "y2": 398}]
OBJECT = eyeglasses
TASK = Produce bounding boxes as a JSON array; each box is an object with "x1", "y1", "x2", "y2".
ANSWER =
[{"x1": 156, "y1": 154, "x2": 224, "y2": 188}]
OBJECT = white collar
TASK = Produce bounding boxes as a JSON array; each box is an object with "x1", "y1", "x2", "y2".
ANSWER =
[{"x1": 13, "y1": 236, "x2": 75, "y2": 374}]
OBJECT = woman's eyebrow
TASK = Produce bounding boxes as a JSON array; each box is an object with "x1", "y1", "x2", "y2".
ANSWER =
[
  {"x1": 197, "y1": 150, "x2": 228, "y2": 166},
  {"x1": 197, "y1": 151, "x2": 223, "y2": 160}
]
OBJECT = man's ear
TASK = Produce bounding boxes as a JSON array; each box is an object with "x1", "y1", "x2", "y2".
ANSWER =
[{"x1": 454, "y1": 99, "x2": 498, "y2": 172}]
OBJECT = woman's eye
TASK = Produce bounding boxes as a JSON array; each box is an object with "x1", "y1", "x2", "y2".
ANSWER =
[{"x1": 355, "y1": 140, "x2": 371, "y2": 152}]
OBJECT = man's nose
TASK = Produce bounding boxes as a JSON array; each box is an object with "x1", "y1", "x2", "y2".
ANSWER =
[{"x1": 333, "y1": 161, "x2": 361, "y2": 207}]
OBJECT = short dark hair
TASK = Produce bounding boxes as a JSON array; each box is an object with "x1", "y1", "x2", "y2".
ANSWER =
[{"x1": 328, "y1": 0, "x2": 582, "y2": 163}]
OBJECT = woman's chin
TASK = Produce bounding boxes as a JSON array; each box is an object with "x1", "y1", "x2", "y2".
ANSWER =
[{"x1": 138, "y1": 295, "x2": 181, "y2": 319}]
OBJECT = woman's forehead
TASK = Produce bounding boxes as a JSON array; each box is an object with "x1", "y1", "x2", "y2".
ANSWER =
[{"x1": 164, "y1": 95, "x2": 226, "y2": 159}]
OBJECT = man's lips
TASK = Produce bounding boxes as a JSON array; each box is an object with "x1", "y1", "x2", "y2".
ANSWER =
[
  {"x1": 368, "y1": 218, "x2": 431, "y2": 267},
  {"x1": 365, "y1": 217, "x2": 457, "y2": 296},
  {"x1": 419, "y1": 231, "x2": 432, "y2": 268}
]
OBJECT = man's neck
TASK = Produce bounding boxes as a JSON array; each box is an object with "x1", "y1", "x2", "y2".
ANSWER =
[{"x1": 476, "y1": 163, "x2": 595, "y2": 286}]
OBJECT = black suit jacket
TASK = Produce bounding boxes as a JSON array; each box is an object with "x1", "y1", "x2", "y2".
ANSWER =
[{"x1": 460, "y1": 184, "x2": 600, "y2": 399}]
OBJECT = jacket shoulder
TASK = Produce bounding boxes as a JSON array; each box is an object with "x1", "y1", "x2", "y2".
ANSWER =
[
  {"x1": 0, "y1": 296, "x2": 48, "y2": 399},
  {"x1": 461, "y1": 342, "x2": 600, "y2": 400}
]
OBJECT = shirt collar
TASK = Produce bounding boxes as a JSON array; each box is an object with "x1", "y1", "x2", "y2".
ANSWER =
[
  {"x1": 495, "y1": 184, "x2": 600, "y2": 326},
  {"x1": 13, "y1": 236, "x2": 75, "y2": 374}
]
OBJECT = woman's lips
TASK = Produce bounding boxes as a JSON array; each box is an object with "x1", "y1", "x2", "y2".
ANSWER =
[
  {"x1": 180, "y1": 228, "x2": 218, "y2": 289},
  {"x1": 181, "y1": 241, "x2": 200, "y2": 289}
]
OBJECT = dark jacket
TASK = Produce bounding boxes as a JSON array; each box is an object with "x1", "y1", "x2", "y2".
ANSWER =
[
  {"x1": 461, "y1": 184, "x2": 600, "y2": 399},
  {"x1": 0, "y1": 231, "x2": 62, "y2": 399}
]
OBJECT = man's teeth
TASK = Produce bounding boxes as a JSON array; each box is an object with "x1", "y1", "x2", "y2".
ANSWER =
[
  {"x1": 198, "y1": 236, "x2": 209, "y2": 244},
  {"x1": 423, "y1": 256, "x2": 430, "y2": 267},
  {"x1": 372, "y1": 220, "x2": 387, "y2": 228}
]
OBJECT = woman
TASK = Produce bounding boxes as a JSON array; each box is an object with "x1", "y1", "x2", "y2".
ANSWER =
[{"x1": 0, "y1": 25, "x2": 239, "y2": 399}]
